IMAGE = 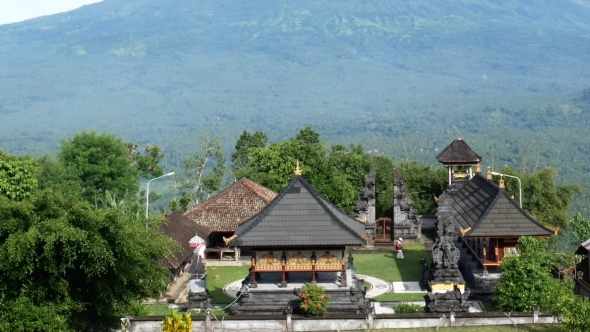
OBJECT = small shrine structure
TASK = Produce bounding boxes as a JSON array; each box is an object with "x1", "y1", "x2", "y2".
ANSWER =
[
  {"x1": 434, "y1": 135, "x2": 555, "y2": 293},
  {"x1": 228, "y1": 162, "x2": 371, "y2": 315}
]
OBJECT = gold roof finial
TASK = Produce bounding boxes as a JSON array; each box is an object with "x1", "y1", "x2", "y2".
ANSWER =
[
  {"x1": 499, "y1": 176, "x2": 505, "y2": 189},
  {"x1": 476, "y1": 164, "x2": 481, "y2": 173},
  {"x1": 486, "y1": 166, "x2": 492, "y2": 180},
  {"x1": 294, "y1": 159, "x2": 302, "y2": 176}
]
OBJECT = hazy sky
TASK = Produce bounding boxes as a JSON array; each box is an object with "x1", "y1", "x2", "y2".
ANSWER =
[{"x1": 0, "y1": 0, "x2": 103, "y2": 25}]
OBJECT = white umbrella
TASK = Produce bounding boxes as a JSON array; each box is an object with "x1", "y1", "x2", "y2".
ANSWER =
[{"x1": 189, "y1": 235, "x2": 205, "y2": 248}]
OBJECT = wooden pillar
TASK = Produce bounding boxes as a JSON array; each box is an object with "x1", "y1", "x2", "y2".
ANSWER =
[
  {"x1": 311, "y1": 251, "x2": 317, "y2": 284},
  {"x1": 281, "y1": 251, "x2": 287, "y2": 287},
  {"x1": 251, "y1": 253, "x2": 257, "y2": 288},
  {"x1": 340, "y1": 250, "x2": 347, "y2": 287}
]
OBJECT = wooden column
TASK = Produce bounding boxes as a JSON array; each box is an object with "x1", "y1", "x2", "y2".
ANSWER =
[
  {"x1": 311, "y1": 251, "x2": 317, "y2": 284},
  {"x1": 251, "y1": 253, "x2": 257, "y2": 288},
  {"x1": 280, "y1": 251, "x2": 287, "y2": 287}
]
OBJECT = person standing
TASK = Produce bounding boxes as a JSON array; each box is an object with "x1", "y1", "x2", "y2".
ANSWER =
[{"x1": 396, "y1": 238, "x2": 404, "y2": 260}]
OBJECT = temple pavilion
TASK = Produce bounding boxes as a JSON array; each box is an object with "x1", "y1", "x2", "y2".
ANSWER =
[
  {"x1": 228, "y1": 162, "x2": 371, "y2": 315},
  {"x1": 436, "y1": 135, "x2": 555, "y2": 293}
]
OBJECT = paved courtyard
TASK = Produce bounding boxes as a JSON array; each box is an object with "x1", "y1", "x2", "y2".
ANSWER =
[{"x1": 222, "y1": 273, "x2": 426, "y2": 299}]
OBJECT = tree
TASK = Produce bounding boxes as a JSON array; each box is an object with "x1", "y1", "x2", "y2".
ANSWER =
[
  {"x1": 0, "y1": 149, "x2": 38, "y2": 200},
  {"x1": 231, "y1": 130, "x2": 268, "y2": 178},
  {"x1": 493, "y1": 236, "x2": 572, "y2": 312},
  {"x1": 179, "y1": 135, "x2": 226, "y2": 207},
  {"x1": 59, "y1": 132, "x2": 141, "y2": 201},
  {"x1": 569, "y1": 212, "x2": 590, "y2": 246},
  {"x1": 240, "y1": 127, "x2": 371, "y2": 211},
  {"x1": 373, "y1": 155, "x2": 394, "y2": 218},
  {"x1": 495, "y1": 166, "x2": 581, "y2": 228},
  {"x1": 0, "y1": 189, "x2": 177, "y2": 331},
  {"x1": 397, "y1": 160, "x2": 447, "y2": 215},
  {"x1": 127, "y1": 143, "x2": 165, "y2": 179}
]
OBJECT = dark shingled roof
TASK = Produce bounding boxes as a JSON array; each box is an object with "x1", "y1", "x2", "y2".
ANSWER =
[
  {"x1": 184, "y1": 178, "x2": 277, "y2": 232},
  {"x1": 440, "y1": 174, "x2": 554, "y2": 238},
  {"x1": 231, "y1": 175, "x2": 366, "y2": 247},
  {"x1": 436, "y1": 136, "x2": 482, "y2": 164},
  {"x1": 161, "y1": 211, "x2": 212, "y2": 269}
]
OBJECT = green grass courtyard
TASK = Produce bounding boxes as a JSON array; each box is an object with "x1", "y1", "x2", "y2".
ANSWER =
[{"x1": 202, "y1": 242, "x2": 431, "y2": 304}]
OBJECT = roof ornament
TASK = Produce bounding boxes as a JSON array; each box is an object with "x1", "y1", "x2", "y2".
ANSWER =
[
  {"x1": 457, "y1": 133, "x2": 462, "y2": 140},
  {"x1": 499, "y1": 176, "x2": 505, "y2": 189},
  {"x1": 486, "y1": 166, "x2": 492, "y2": 180},
  {"x1": 294, "y1": 159, "x2": 302, "y2": 176},
  {"x1": 476, "y1": 164, "x2": 481, "y2": 173}
]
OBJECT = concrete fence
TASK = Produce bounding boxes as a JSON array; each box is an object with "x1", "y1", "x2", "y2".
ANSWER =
[{"x1": 126, "y1": 310, "x2": 556, "y2": 332}]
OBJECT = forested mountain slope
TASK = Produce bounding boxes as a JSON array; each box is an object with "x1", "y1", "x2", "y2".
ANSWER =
[{"x1": 1, "y1": 0, "x2": 590, "y2": 211}]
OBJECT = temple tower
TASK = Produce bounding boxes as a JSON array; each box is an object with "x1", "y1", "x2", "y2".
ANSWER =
[{"x1": 436, "y1": 134, "x2": 482, "y2": 188}]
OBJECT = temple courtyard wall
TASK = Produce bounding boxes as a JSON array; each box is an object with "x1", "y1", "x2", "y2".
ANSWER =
[{"x1": 126, "y1": 311, "x2": 556, "y2": 332}]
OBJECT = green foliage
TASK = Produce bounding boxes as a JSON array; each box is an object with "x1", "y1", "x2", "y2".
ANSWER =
[
  {"x1": 560, "y1": 295, "x2": 590, "y2": 332},
  {"x1": 394, "y1": 302, "x2": 424, "y2": 314},
  {"x1": 231, "y1": 130, "x2": 268, "y2": 178},
  {"x1": 0, "y1": 149, "x2": 38, "y2": 200},
  {"x1": 128, "y1": 301, "x2": 153, "y2": 317},
  {"x1": 373, "y1": 155, "x2": 394, "y2": 218},
  {"x1": 161, "y1": 310, "x2": 192, "y2": 332},
  {"x1": 494, "y1": 166, "x2": 581, "y2": 228},
  {"x1": 569, "y1": 212, "x2": 590, "y2": 245},
  {"x1": 0, "y1": 296, "x2": 73, "y2": 332},
  {"x1": 0, "y1": 188, "x2": 177, "y2": 331},
  {"x1": 239, "y1": 127, "x2": 371, "y2": 211},
  {"x1": 397, "y1": 160, "x2": 447, "y2": 215},
  {"x1": 178, "y1": 135, "x2": 227, "y2": 207},
  {"x1": 298, "y1": 283, "x2": 330, "y2": 316},
  {"x1": 59, "y1": 132, "x2": 141, "y2": 202},
  {"x1": 493, "y1": 236, "x2": 572, "y2": 312},
  {"x1": 128, "y1": 143, "x2": 165, "y2": 179}
]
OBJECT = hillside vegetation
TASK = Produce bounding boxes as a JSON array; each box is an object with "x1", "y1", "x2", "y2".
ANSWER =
[{"x1": 1, "y1": 0, "x2": 590, "y2": 213}]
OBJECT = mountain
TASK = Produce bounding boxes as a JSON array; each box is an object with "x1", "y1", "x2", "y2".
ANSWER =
[{"x1": 1, "y1": 1, "x2": 590, "y2": 209}]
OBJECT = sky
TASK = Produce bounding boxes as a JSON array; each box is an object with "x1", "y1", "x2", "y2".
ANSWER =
[{"x1": 0, "y1": 0, "x2": 103, "y2": 25}]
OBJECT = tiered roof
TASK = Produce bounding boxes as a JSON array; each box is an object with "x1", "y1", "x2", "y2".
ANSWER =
[
  {"x1": 442, "y1": 174, "x2": 554, "y2": 238},
  {"x1": 230, "y1": 175, "x2": 367, "y2": 247},
  {"x1": 436, "y1": 135, "x2": 482, "y2": 164},
  {"x1": 184, "y1": 178, "x2": 277, "y2": 232}
]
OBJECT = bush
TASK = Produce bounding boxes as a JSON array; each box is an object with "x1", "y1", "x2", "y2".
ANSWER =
[
  {"x1": 298, "y1": 283, "x2": 330, "y2": 316},
  {"x1": 560, "y1": 295, "x2": 590, "y2": 332},
  {"x1": 161, "y1": 310, "x2": 192, "y2": 332},
  {"x1": 394, "y1": 302, "x2": 424, "y2": 313}
]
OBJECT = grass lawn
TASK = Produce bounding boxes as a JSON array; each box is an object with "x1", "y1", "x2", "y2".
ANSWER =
[
  {"x1": 147, "y1": 304, "x2": 227, "y2": 317},
  {"x1": 355, "y1": 242, "x2": 430, "y2": 282},
  {"x1": 372, "y1": 292, "x2": 426, "y2": 302},
  {"x1": 206, "y1": 265, "x2": 250, "y2": 304},
  {"x1": 362, "y1": 326, "x2": 562, "y2": 332}
]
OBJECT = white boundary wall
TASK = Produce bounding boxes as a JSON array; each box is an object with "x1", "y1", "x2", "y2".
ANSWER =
[{"x1": 127, "y1": 312, "x2": 556, "y2": 332}]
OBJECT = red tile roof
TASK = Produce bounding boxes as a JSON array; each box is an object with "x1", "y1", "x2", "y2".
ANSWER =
[{"x1": 184, "y1": 178, "x2": 277, "y2": 232}]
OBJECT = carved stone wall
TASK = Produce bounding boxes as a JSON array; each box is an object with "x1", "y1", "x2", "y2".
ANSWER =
[
  {"x1": 350, "y1": 167, "x2": 376, "y2": 241},
  {"x1": 393, "y1": 167, "x2": 422, "y2": 240}
]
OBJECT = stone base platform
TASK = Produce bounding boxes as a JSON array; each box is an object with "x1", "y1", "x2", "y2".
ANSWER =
[{"x1": 230, "y1": 272, "x2": 370, "y2": 315}]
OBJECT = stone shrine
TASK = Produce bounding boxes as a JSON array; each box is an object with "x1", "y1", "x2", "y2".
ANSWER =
[{"x1": 423, "y1": 200, "x2": 470, "y2": 313}]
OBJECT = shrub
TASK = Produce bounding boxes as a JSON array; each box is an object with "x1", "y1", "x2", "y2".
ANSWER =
[
  {"x1": 128, "y1": 301, "x2": 153, "y2": 316},
  {"x1": 298, "y1": 283, "x2": 330, "y2": 316},
  {"x1": 560, "y1": 295, "x2": 590, "y2": 332},
  {"x1": 161, "y1": 310, "x2": 192, "y2": 332},
  {"x1": 394, "y1": 302, "x2": 424, "y2": 313}
]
